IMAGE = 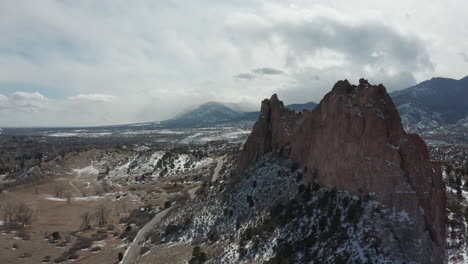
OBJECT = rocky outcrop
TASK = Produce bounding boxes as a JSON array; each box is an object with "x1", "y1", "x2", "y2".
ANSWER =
[{"x1": 239, "y1": 79, "x2": 446, "y2": 263}]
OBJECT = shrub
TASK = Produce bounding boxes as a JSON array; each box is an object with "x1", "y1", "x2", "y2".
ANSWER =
[
  {"x1": 67, "y1": 253, "x2": 79, "y2": 260},
  {"x1": 302, "y1": 184, "x2": 312, "y2": 201},
  {"x1": 346, "y1": 199, "x2": 363, "y2": 221},
  {"x1": 270, "y1": 202, "x2": 285, "y2": 218},
  {"x1": 189, "y1": 246, "x2": 208, "y2": 264},
  {"x1": 207, "y1": 228, "x2": 219, "y2": 242},
  {"x1": 69, "y1": 237, "x2": 93, "y2": 252},
  {"x1": 318, "y1": 190, "x2": 330, "y2": 208},
  {"x1": 140, "y1": 246, "x2": 150, "y2": 255},
  {"x1": 267, "y1": 242, "x2": 294, "y2": 264},
  {"x1": 247, "y1": 195, "x2": 254, "y2": 207},
  {"x1": 52, "y1": 231, "x2": 61, "y2": 240},
  {"x1": 164, "y1": 224, "x2": 180, "y2": 235}
]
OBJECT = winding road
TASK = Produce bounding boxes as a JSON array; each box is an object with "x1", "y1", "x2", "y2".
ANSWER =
[
  {"x1": 120, "y1": 208, "x2": 171, "y2": 264},
  {"x1": 121, "y1": 155, "x2": 224, "y2": 263},
  {"x1": 211, "y1": 156, "x2": 225, "y2": 182},
  {"x1": 188, "y1": 156, "x2": 225, "y2": 200}
]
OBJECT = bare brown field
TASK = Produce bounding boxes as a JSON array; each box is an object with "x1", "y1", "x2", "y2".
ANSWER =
[
  {"x1": 0, "y1": 149, "x2": 137, "y2": 263},
  {"x1": 0, "y1": 147, "x2": 213, "y2": 263}
]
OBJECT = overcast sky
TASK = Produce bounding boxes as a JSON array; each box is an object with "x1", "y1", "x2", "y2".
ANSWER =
[{"x1": 0, "y1": 0, "x2": 467, "y2": 126}]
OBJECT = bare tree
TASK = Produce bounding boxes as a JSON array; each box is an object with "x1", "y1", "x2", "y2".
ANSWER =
[
  {"x1": 100, "y1": 180, "x2": 114, "y2": 193},
  {"x1": 80, "y1": 211, "x2": 93, "y2": 230},
  {"x1": 2, "y1": 202, "x2": 15, "y2": 223},
  {"x1": 94, "y1": 184, "x2": 104, "y2": 196},
  {"x1": 95, "y1": 200, "x2": 112, "y2": 227},
  {"x1": 114, "y1": 201, "x2": 121, "y2": 216},
  {"x1": 115, "y1": 199, "x2": 131, "y2": 216},
  {"x1": 65, "y1": 191, "x2": 72, "y2": 205},
  {"x1": 77, "y1": 185, "x2": 87, "y2": 197},
  {"x1": 15, "y1": 202, "x2": 33, "y2": 226},
  {"x1": 54, "y1": 183, "x2": 66, "y2": 198}
]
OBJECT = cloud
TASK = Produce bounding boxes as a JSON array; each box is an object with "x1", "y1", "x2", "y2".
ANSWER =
[
  {"x1": 460, "y1": 52, "x2": 468, "y2": 63},
  {"x1": 227, "y1": 14, "x2": 433, "y2": 76},
  {"x1": 234, "y1": 73, "x2": 255, "y2": 80},
  {"x1": 0, "y1": 1, "x2": 467, "y2": 126},
  {"x1": 0, "y1": 94, "x2": 8, "y2": 104},
  {"x1": 230, "y1": 12, "x2": 429, "y2": 95},
  {"x1": 252, "y1": 67, "x2": 284, "y2": 75},
  {"x1": 0, "y1": 91, "x2": 48, "y2": 112},
  {"x1": 69, "y1": 93, "x2": 116, "y2": 102},
  {"x1": 235, "y1": 67, "x2": 284, "y2": 80},
  {"x1": 281, "y1": 20, "x2": 431, "y2": 71},
  {"x1": 11, "y1": 91, "x2": 47, "y2": 101}
]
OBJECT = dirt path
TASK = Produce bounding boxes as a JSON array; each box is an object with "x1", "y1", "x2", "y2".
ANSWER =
[
  {"x1": 211, "y1": 156, "x2": 225, "y2": 182},
  {"x1": 69, "y1": 161, "x2": 96, "y2": 194},
  {"x1": 121, "y1": 208, "x2": 171, "y2": 264},
  {"x1": 69, "y1": 173, "x2": 81, "y2": 193},
  {"x1": 188, "y1": 186, "x2": 201, "y2": 199}
]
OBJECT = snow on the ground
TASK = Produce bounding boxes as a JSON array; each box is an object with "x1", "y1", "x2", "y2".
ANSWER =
[
  {"x1": 49, "y1": 132, "x2": 80, "y2": 137},
  {"x1": 73, "y1": 164, "x2": 99, "y2": 175},
  {"x1": 45, "y1": 195, "x2": 101, "y2": 202},
  {"x1": 73, "y1": 196, "x2": 101, "y2": 201},
  {"x1": 109, "y1": 149, "x2": 212, "y2": 180},
  {"x1": 91, "y1": 241, "x2": 107, "y2": 248},
  {"x1": 45, "y1": 197, "x2": 67, "y2": 202},
  {"x1": 48, "y1": 132, "x2": 112, "y2": 137},
  {"x1": 157, "y1": 130, "x2": 186, "y2": 135}
]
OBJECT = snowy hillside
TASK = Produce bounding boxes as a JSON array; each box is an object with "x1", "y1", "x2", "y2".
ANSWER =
[
  {"x1": 145, "y1": 154, "x2": 429, "y2": 263},
  {"x1": 160, "y1": 102, "x2": 245, "y2": 128},
  {"x1": 108, "y1": 149, "x2": 213, "y2": 181},
  {"x1": 391, "y1": 76, "x2": 468, "y2": 132}
]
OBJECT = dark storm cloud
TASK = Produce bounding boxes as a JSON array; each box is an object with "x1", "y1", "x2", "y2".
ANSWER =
[
  {"x1": 227, "y1": 14, "x2": 434, "y2": 102},
  {"x1": 252, "y1": 67, "x2": 284, "y2": 75},
  {"x1": 272, "y1": 18, "x2": 433, "y2": 71},
  {"x1": 234, "y1": 67, "x2": 284, "y2": 81},
  {"x1": 233, "y1": 73, "x2": 255, "y2": 80},
  {"x1": 2, "y1": 1, "x2": 466, "y2": 126}
]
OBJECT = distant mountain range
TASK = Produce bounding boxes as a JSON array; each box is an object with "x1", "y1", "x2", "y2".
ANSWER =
[
  {"x1": 390, "y1": 76, "x2": 468, "y2": 131},
  {"x1": 158, "y1": 76, "x2": 468, "y2": 131},
  {"x1": 159, "y1": 102, "x2": 243, "y2": 128},
  {"x1": 2, "y1": 76, "x2": 466, "y2": 135},
  {"x1": 159, "y1": 101, "x2": 318, "y2": 128}
]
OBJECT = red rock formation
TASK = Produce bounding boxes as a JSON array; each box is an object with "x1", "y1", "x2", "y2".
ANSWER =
[{"x1": 239, "y1": 79, "x2": 446, "y2": 262}]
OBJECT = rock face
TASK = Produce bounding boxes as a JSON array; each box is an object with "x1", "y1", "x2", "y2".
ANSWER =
[{"x1": 239, "y1": 79, "x2": 446, "y2": 263}]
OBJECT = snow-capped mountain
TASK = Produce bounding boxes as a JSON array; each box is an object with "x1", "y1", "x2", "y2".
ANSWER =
[
  {"x1": 390, "y1": 76, "x2": 468, "y2": 132},
  {"x1": 160, "y1": 75, "x2": 468, "y2": 131},
  {"x1": 160, "y1": 102, "x2": 243, "y2": 128},
  {"x1": 158, "y1": 101, "x2": 317, "y2": 128}
]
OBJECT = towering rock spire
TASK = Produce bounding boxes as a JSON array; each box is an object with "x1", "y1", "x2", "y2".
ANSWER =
[{"x1": 239, "y1": 79, "x2": 446, "y2": 263}]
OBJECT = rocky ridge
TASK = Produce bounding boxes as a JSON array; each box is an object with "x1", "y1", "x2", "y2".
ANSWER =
[{"x1": 239, "y1": 79, "x2": 447, "y2": 263}]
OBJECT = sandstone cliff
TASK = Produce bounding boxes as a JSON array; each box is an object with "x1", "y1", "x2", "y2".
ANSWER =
[{"x1": 239, "y1": 79, "x2": 446, "y2": 263}]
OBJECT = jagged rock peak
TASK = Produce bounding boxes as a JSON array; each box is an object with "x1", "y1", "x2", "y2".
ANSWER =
[{"x1": 239, "y1": 79, "x2": 447, "y2": 263}]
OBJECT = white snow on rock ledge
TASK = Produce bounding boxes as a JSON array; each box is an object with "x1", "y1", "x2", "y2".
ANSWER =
[
  {"x1": 73, "y1": 165, "x2": 99, "y2": 175},
  {"x1": 45, "y1": 196, "x2": 102, "y2": 202}
]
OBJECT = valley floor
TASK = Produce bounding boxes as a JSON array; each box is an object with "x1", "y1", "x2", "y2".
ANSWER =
[{"x1": 0, "y1": 140, "x2": 234, "y2": 264}]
